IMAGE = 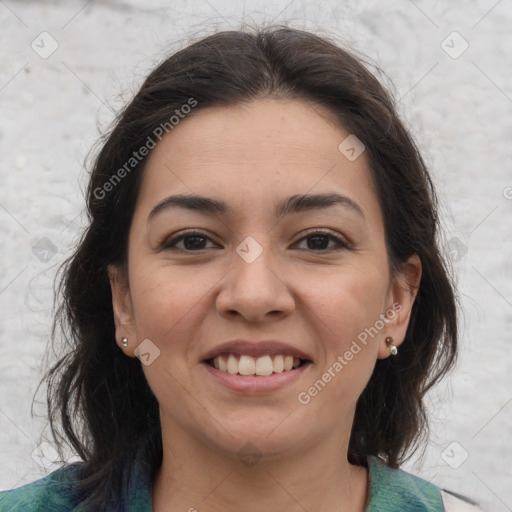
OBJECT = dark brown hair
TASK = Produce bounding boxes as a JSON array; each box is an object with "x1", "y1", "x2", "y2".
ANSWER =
[{"x1": 43, "y1": 24, "x2": 458, "y2": 507}]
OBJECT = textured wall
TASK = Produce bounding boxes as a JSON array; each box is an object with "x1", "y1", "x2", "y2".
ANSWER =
[{"x1": 0, "y1": 1, "x2": 511, "y2": 510}]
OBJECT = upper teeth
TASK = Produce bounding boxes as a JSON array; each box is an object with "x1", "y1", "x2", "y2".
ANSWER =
[{"x1": 212, "y1": 354, "x2": 302, "y2": 376}]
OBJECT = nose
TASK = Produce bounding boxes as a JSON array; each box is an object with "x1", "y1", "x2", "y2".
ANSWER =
[{"x1": 215, "y1": 243, "x2": 295, "y2": 323}]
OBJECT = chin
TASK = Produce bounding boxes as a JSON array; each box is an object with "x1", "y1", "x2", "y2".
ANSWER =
[{"x1": 205, "y1": 419, "x2": 309, "y2": 462}]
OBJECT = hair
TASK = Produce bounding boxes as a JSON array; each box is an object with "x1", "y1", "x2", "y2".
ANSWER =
[{"x1": 42, "y1": 24, "x2": 458, "y2": 508}]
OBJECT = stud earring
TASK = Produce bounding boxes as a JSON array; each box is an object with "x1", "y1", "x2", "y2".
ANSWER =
[
  {"x1": 385, "y1": 336, "x2": 398, "y2": 356},
  {"x1": 121, "y1": 337, "x2": 128, "y2": 347}
]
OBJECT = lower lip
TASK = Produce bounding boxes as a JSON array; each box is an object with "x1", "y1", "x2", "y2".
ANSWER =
[{"x1": 201, "y1": 361, "x2": 311, "y2": 394}]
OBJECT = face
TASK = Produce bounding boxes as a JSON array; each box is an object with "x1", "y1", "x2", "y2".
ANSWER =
[{"x1": 109, "y1": 99, "x2": 421, "y2": 462}]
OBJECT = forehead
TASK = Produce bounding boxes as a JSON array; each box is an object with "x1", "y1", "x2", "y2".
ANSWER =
[
  {"x1": 146, "y1": 99, "x2": 354, "y2": 168},
  {"x1": 136, "y1": 99, "x2": 379, "y2": 221}
]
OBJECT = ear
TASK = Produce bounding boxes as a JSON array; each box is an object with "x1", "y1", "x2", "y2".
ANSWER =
[
  {"x1": 377, "y1": 254, "x2": 422, "y2": 359},
  {"x1": 108, "y1": 264, "x2": 137, "y2": 356}
]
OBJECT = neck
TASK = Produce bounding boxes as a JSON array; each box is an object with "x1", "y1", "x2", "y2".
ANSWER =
[{"x1": 152, "y1": 417, "x2": 368, "y2": 512}]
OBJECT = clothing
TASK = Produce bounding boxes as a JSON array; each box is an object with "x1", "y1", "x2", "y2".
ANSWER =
[{"x1": 0, "y1": 429, "x2": 481, "y2": 511}]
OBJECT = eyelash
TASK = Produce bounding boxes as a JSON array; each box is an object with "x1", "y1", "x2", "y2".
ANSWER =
[{"x1": 160, "y1": 229, "x2": 352, "y2": 253}]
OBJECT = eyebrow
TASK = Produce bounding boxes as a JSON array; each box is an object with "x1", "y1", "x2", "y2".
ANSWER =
[{"x1": 148, "y1": 192, "x2": 365, "y2": 221}]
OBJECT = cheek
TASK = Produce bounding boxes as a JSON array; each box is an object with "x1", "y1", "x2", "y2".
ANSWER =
[
  {"x1": 127, "y1": 265, "x2": 211, "y2": 411},
  {"x1": 300, "y1": 262, "x2": 388, "y2": 340},
  {"x1": 128, "y1": 261, "x2": 224, "y2": 362},
  {"x1": 130, "y1": 262, "x2": 202, "y2": 325},
  {"x1": 298, "y1": 266, "x2": 388, "y2": 393}
]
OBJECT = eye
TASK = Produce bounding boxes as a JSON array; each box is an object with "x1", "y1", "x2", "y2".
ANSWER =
[
  {"x1": 293, "y1": 230, "x2": 351, "y2": 252},
  {"x1": 160, "y1": 229, "x2": 352, "y2": 253},
  {"x1": 160, "y1": 230, "x2": 218, "y2": 251}
]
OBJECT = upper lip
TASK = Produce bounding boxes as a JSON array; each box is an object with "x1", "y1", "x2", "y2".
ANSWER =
[{"x1": 200, "y1": 340, "x2": 313, "y2": 362}]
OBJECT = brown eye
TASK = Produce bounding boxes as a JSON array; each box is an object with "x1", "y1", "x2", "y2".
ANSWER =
[
  {"x1": 161, "y1": 230, "x2": 218, "y2": 251},
  {"x1": 294, "y1": 230, "x2": 351, "y2": 252}
]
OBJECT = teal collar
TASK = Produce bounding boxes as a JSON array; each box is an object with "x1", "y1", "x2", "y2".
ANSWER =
[{"x1": 366, "y1": 456, "x2": 443, "y2": 511}]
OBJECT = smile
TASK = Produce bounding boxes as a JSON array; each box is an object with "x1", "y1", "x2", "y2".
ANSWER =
[{"x1": 207, "y1": 354, "x2": 310, "y2": 376}]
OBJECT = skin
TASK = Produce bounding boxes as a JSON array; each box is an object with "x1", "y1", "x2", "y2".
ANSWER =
[{"x1": 109, "y1": 98, "x2": 421, "y2": 512}]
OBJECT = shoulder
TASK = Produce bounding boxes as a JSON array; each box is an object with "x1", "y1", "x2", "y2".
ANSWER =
[
  {"x1": 366, "y1": 456, "x2": 444, "y2": 511},
  {"x1": 0, "y1": 428, "x2": 159, "y2": 512},
  {"x1": 366, "y1": 457, "x2": 485, "y2": 512},
  {"x1": 0, "y1": 463, "x2": 84, "y2": 512}
]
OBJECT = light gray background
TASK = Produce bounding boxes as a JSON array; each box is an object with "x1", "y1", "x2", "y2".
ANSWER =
[{"x1": 1, "y1": 1, "x2": 511, "y2": 511}]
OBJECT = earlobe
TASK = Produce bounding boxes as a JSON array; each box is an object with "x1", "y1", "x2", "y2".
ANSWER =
[
  {"x1": 108, "y1": 264, "x2": 137, "y2": 355},
  {"x1": 378, "y1": 254, "x2": 422, "y2": 359}
]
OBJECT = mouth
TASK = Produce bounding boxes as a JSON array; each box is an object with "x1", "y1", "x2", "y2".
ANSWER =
[{"x1": 204, "y1": 353, "x2": 312, "y2": 377}]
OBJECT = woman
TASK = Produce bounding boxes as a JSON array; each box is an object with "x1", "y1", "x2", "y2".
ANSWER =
[{"x1": 0, "y1": 25, "x2": 484, "y2": 511}]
